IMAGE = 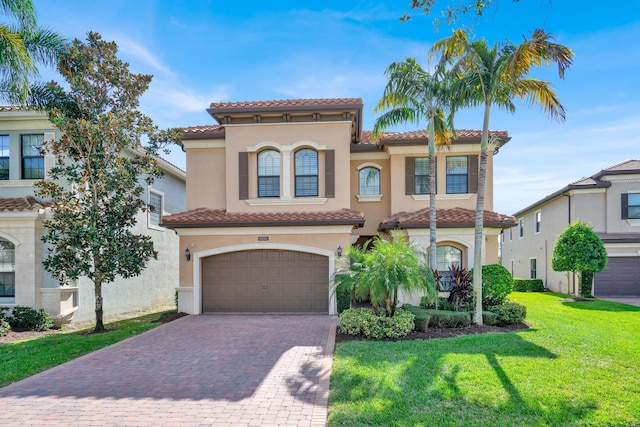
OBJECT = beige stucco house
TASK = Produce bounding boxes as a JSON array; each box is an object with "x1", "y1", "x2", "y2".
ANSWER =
[
  {"x1": 162, "y1": 98, "x2": 515, "y2": 315},
  {"x1": 500, "y1": 159, "x2": 640, "y2": 297},
  {"x1": 0, "y1": 107, "x2": 186, "y2": 324}
]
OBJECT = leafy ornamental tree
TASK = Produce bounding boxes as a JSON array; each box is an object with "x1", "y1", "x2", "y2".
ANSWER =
[
  {"x1": 401, "y1": 0, "x2": 525, "y2": 28},
  {"x1": 34, "y1": 32, "x2": 182, "y2": 332},
  {"x1": 333, "y1": 233, "x2": 437, "y2": 317},
  {"x1": 551, "y1": 221, "x2": 608, "y2": 298},
  {"x1": 0, "y1": 0, "x2": 66, "y2": 104},
  {"x1": 430, "y1": 29, "x2": 573, "y2": 324},
  {"x1": 372, "y1": 58, "x2": 452, "y2": 271}
]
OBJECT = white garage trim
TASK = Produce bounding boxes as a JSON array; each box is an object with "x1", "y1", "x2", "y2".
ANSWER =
[{"x1": 192, "y1": 243, "x2": 336, "y2": 315}]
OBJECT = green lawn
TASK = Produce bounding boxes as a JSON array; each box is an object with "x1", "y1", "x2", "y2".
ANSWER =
[
  {"x1": 329, "y1": 292, "x2": 640, "y2": 426},
  {"x1": 0, "y1": 310, "x2": 175, "y2": 387}
]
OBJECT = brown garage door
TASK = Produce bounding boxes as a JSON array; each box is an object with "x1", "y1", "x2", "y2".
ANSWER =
[
  {"x1": 594, "y1": 257, "x2": 640, "y2": 297},
  {"x1": 202, "y1": 250, "x2": 329, "y2": 313}
]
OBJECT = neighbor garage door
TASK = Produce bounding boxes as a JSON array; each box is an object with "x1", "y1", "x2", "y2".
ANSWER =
[
  {"x1": 594, "y1": 257, "x2": 640, "y2": 297},
  {"x1": 202, "y1": 250, "x2": 329, "y2": 313}
]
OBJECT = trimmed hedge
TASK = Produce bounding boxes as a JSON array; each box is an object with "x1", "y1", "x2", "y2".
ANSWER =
[
  {"x1": 482, "y1": 310, "x2": 498, "y2": 326},
  {"x1": 8, "y1": 306, "x2": 53, "y2": 331},
  {"x1": 514, "y1": 278, "x2": 545, "y2": 292},
  {"x1": 420, "y1": 309, "x2": 472, "y2": 328},
  {"x1": 490, "y1": 301, "x2": 527, "y2": 326},
  {"x1": 339, "y1": 308, "x2": 415, "y2": 339},
  {"x1": 420, "y1": 296, "x2": 457, "y2": 311}
]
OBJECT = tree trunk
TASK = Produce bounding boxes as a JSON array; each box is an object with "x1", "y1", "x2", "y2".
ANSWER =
[
  {"x1": 472, "y1": 103, "x2": 492, "y2": 325},
  {"x1": 94, "y1": 278, "x2": 105, "y2": 332},
  {"x1": 428, "y1": 119, "x2": 437, "y2": 273}
]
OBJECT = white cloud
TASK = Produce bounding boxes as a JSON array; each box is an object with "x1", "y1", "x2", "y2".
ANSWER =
[{"x1": 114, "y1": 36, "x2": 174, "y2": 76}]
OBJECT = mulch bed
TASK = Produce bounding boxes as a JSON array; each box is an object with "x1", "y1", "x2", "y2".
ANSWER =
[{"x1": 335, "y1": 322, "x2": 530, "y2": 343}]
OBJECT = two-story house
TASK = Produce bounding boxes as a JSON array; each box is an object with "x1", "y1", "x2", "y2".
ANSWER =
[
  {"x1": 0, "y1": 107, "x2": 186, "y2": 324},
  {"x1": 162, "y1": 98, "x2": 515, "y2": 315},
  {"x1": 500, "y1": 159, "x2": 640, "y2": 297}
]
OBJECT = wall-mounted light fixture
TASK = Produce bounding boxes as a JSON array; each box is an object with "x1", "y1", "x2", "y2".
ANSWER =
[
  {"x1": 337, "y1": 246, "x2": 343, "y2": 257},
  {"x1": 185, "y1": 247, "x2": 191, "y2": 262}
]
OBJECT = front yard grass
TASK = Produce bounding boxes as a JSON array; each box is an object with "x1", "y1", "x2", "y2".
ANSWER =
[
  {"x1": 329, "y1": 292, "x2": 640, "y2": 426},
  {"x1": 0, "y1": 310, "x2": 176, "y2": 387}
]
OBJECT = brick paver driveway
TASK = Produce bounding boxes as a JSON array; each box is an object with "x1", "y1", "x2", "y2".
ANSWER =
[{"x1": 0, "y1": 314, "x2": 338, "y2": 427}]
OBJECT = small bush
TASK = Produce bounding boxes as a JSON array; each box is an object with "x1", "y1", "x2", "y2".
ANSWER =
[
  {"x1": 0, "y1": 318, "x2": 10, "y2": 336},
  {"x1": 413, "y1": 313, "x2": 431, "y2": 331},
  {"x1": 338, "y1": 308, "x2": 415, "y2": 339},
  {"x1": 336, "y1": 285, "x2": 351, "y2": 314},
  {"x1": 420, "y1": 309, "x2": 472, "y2": 328},
  {"x1": 420, "y1": 296, "x2": 458, "y2": 311},
  {"x1": 472, "y1": 264, "x2": 514, "y2": 307},
  {"x1": 490, "y1": 301, "x2": 527, "y2": 326},
  {"x1": 9, "y1": 306, "x2": 53, "y2": 331},
  {"x1": 0, "y1": 306, "x2": 10, "y2": 321},
  {"x1": 514, "y1": 278, "x2": 544, "y2": 292},
  {"x1": 482, "y1": 311, "x2": 498, "y2": 326}
]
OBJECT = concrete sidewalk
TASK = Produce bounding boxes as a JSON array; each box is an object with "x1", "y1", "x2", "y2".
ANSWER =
[{"x1": 0, "y1": 314, "x2": 338, "y2": 427}]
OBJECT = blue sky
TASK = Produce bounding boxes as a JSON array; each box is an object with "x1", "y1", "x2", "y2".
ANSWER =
[{"x1": 31, "y1": 0, "x2": 640, "y2": 215}]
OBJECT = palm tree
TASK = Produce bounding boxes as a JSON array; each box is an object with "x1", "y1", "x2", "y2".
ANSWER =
[
  {"x1": 0, "y1": 0, "x2": 66, "y2": 104},
  {"x1": 430, "y1": 29, "x2": 573, "y2": 324},
  {"x1": 372, "y1": 58, "x2": 453, "y2": 272}
]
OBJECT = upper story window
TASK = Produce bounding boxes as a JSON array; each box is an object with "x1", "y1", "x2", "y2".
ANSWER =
[
  {"x1": 21, "y1": 134, "x2": 44, "y2": 179},
  {"x1": 0, "y1": 135, "x2": 9, "y2": 180},
  {"x1": 622, "y1": 193, "x2": 640, "y2": 220},
  {"x1": 535, "y1": 211, "x2": 542, "y2": 233},
  {"x1": 294, "y1": 148, "x2": 318, "y2": 197},
  {"x1": 414, "y1": 157, "x2": 431, "y2": 195},
  {"x1": 446, "y1": 156, "x2": 468, "y2": 194},
  {"x1": 148, "y1": 190, "x2": 163, "y2": 227},
  {"x1": 257, "y1": 149, "x2": 280, "y2": 198},
  {"x1": 0, "y1": 239, "x2": 15, "y2": 299},
  {"x1": 519, "y1": 218, "x2": 525, "y2": 238},
  {"x1": 359, "y1": 167, "x2": 380, "y2": 195}
]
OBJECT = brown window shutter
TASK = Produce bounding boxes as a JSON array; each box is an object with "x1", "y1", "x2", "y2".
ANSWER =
[
  {"x1": 239, "y1": 152, "x2": 249, "y2": 200},
  {"x1": 406, "y1": 157, "x2": 415, "y2": 195},
  {"x1": 468, "y1": 155, "x2": 479, "y2": 193},
  {"x1": 622, "y1": 194, "x2": 629, "y2": 219},
  {"x1": 325, "y1": 150, "x2": 335, "y2": 198}
]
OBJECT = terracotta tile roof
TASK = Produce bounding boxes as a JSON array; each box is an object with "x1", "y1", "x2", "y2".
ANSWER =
[
  {"x1": 0, "y1": 196, "x2": 52, "y2": 212},
  {"x1": 209, "y1": 98, "x2": 363, "y2": 110},
  {"x1": 182, "y1": 124, "x2": 225, "y2": 135},
  {"x1": 379, "y1": 207, "x2": 515, "y2": 230},
  {"x1": 0, "y1": 106, "x2": 28, "y2": 111},
  {"x1": 161, "y1": 208, "x2": 365, "y2": 228},
  {"x1": 359, "y1": 129, "x2": 509, "y2": 145}
]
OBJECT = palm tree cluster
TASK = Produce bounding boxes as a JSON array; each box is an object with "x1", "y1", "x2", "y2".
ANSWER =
[
  {"x1": 0, "y1": 0, "x2": 66, "y2": 104},
  {"x1": 373, "y1": 28, "x2": 573, "y2": 324}
]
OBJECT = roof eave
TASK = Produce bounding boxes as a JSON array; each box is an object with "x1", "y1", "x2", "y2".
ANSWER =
[{"x1": 161, "y1": 218, "x2": 365, "y2": 229}]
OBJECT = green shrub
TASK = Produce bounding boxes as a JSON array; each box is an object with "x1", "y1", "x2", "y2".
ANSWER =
[
  {"x1": 0, "y1": 318, "x2": 10, "y2": 336},
  {"x1": 338, "y1": 308, "x2": 415, "y2": 339},
  {"x1": 9, "y1": 306, "x2": 53, "y2": 331},
  {"x1": 471, "y1": 264, "x2": 514, "y2": 307},
  {"x1": 482, "y1": 310, "x2": 498, "y2": 326},
  {"x1": 336, "y1": 285, "x2": 351, "y2": 314},
  {"x1": 420, "y1": 296, "x2": 457, "y2": 311},
  {"x1": 490, "y1": 301, "x2": 527, "y2": 326},
  {"x1": 420, "y1": 309, "x2": 472, "y2": 328},
  {"x1": 0, "y1": 306, "x2": 10, "y2": 321},
  {"x1": 513, "y1": 278, "x2": 544, "y2": 292},
  {"x1": 413, "y1": 313, "x2": 431, "y2": 331}
]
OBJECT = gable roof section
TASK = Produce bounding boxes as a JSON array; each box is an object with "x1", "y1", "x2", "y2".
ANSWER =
[
  {"x1": 379, "y1": 207, "x2": 515, "y2": 230},
  {"x1": 510, "y1": 160, "x2": 640, "y2": 217},
  {"x1": 161, "y1": 208, "x2": 365, "y2": 228},
  {"x1": 209, "y1": 98, "x2": 362, "y2": 111},
  {"x1": 182, "y1": 124, "x2": 225, "y2": 140},
  {"x1": 354, "y1": 129, "x2": 510, "y2": 151}
]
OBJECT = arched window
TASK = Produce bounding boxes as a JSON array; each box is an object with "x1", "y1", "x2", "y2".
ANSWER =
[
  {"x1": 294, "y1": 148, "x2": 318, "y2": 197},
  {"x1": 359, "y1": 167, "x2": 380, "y2": 195},
  {"x1": 436, "y1": 245, "x2": 462, "y2": 272},
  {"x1": 0, "y1": 238, "x2": 15, "y2": 300},
  {"x1": 257, "y1": 150, "x2": 280, "y2": 197}
]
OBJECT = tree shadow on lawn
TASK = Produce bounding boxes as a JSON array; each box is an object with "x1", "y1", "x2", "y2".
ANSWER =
[
  {"x1": 560, "y1": 299, "x2": 640, "y2": 312},
  {"x1": 330, "y1": 332, "x2": 597, "y2": 426}
]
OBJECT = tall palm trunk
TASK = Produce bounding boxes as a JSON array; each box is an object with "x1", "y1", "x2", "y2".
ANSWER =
[
  {"x1": 428, "y1": 117, "x2": 437, "y2": 272},
  {"x1": 472, "y1": 102, "x2": 492, "y2": 325}
]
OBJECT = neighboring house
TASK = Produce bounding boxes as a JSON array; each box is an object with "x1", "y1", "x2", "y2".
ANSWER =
[
  {"x1": 161, "y1": 98, "x2": 515, "y2": 315},
  {"x1": 501, "y1": 159, "x2": 640, "y2": 297},
  {"x1": 0, "y1": 107, "x2": 186, "y2": 324}
]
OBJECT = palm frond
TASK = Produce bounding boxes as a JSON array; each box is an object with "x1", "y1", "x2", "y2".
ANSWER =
[{"x1": 511, "y1": 78, "x2": 566, "y2": 121}]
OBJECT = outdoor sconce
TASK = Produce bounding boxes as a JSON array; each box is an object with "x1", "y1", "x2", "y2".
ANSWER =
[
  {"x1": 337, "y1": 246, "x2": 343, "y2": 257},
  {"x1": 185, "y1": 247, "x2": 191, "y2": 262}
]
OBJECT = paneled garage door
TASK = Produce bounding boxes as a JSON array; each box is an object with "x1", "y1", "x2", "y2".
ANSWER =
[
  {"x1": 202, "y1": 250, "x2": 329, "y2": 313},
  {"x1": 594, "y1": 257, "x2": 640, "y2": 297}
]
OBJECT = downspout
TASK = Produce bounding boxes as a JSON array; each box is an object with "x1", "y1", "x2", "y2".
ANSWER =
[{"x1": 562, "y1": 192, "x2": 573, "y2": 294}]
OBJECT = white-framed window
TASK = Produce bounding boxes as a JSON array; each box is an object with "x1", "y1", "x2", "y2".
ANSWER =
[
  {"x1": 359, "y1": 167, "x2": 380, "y2": 195},
  {"x1": 446, "y1": 156, "x2": 468, "y2": 194},
  {"x1": 535, "y1": 211, "x2": 541, "y2": 233},
  {"x1": 623, "y1": 193, "x2": 640, "y2": 220},
  {"x1": 21, "y1": 134, "x2": 44, "y2": 179},
  {"x1": 148, "y1": 190, "x2": 164, "y2": 228},
  {"x1": 509, "y1": 228, "x2": 513, "y2": 241},
  {"x1": 0, "y1": 135, "x2": 9, "y2": 180},
  {"x1": 257, "y1": 149, "x2": 280, "y2": 198},
  {"x1": 519, "y1": 219, "x2": 525, "y2": 238},
  {"x1": 414, "y1": 157, "x2": 431, "y2": 195},
  {"x1": 294, "y1": 148, "x2": 318, "y2": 197},
  {"x1": 530, "y1": 258, "x2": 537, "y2": 279},
  {"x1": 436, "y1": 245, "x2": 462, "y2": 272},
  {"x1": 0, "y1": 238, "x2": 15, "y2": 301}
]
